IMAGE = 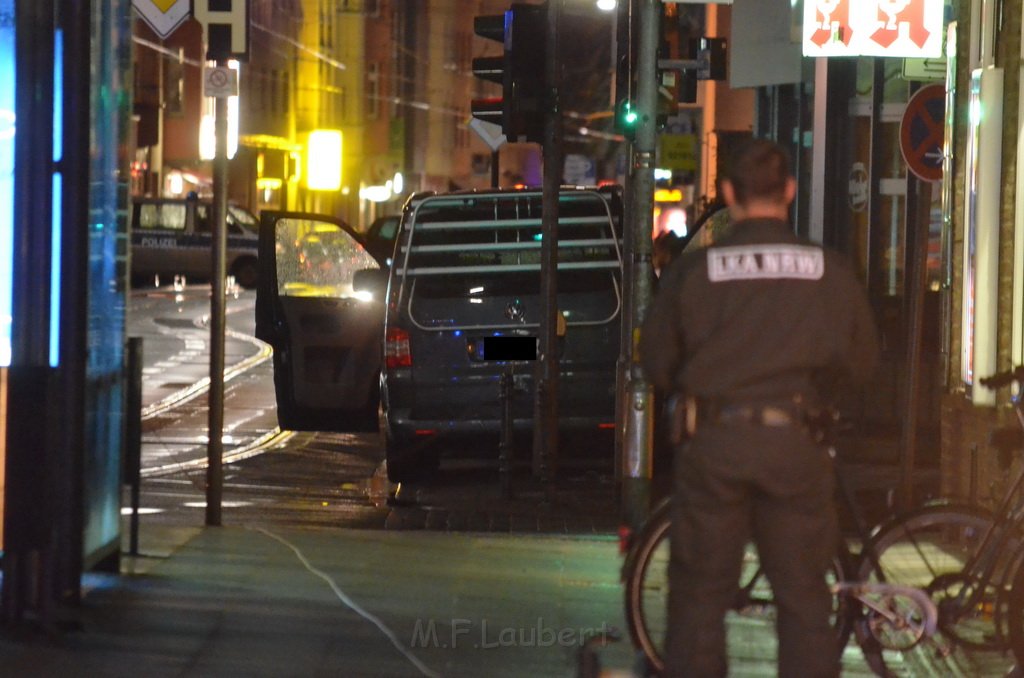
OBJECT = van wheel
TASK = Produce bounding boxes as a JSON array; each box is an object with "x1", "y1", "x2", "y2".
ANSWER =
[
  {"x1": 386, "y1": 440, "x2": 440, "y2": 483},
  {"x1": 231, "y1": 257, "x2": 259, "y2": 289}
]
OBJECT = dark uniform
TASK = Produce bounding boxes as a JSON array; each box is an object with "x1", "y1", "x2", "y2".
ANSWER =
[{"x1": 640, "y1": 217, "x2": 879, "y2": 678}]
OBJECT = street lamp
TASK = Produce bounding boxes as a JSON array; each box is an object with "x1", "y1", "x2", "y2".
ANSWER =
[{"x1": 596, "y1": 0, "x2": 616, "y2": 10}]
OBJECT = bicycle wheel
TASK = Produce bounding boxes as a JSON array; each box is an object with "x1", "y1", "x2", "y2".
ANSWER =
[
  {"x1": 1001, "y1": 543, "x2": 1024, "y2": 666},
  {"x1": 855, "y1": 504, "x2": 1001, "y2": 674},
  {"x1": 623, "y1": 501, "x2": 851, "y2": 674}
]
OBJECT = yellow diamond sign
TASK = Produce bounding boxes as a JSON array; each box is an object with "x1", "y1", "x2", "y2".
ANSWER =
[{"x1": 132, "y1": 0, "x2": 190, "y2": 39}]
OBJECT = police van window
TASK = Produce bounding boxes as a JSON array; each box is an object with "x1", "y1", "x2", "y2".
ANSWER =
[
  {"x1": 227, "y1": 207, "x2": 255, "y2": 235},
  {"x1": 194, "y1": 205, "x2": 212, "y2": 234},
  {"x1": 228, "y1": 206, "x2": 258, "y2": 230},
  {"x1": 138, "y1": 203, "x2": 186, "y2": 231}
]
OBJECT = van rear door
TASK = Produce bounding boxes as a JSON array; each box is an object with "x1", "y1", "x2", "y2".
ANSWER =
[
  {"x1": 255, "y1": 211, "x2": 385, "y2": 431},
  {"x1": 391, "y1": 189, "x2": 622, "y2": 424}
]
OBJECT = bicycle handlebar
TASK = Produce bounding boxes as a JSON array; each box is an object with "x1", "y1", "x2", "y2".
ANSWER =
[{"x1": 979, "y1": 365, "x2": 1024, "y2": 389}]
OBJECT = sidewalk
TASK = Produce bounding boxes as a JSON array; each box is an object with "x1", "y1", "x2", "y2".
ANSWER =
[
  {"x1": 0, "y1": 429, "x2": 1009, "y2": 678},
  {"x1": 1, "y1": 524, "x2": 635, "y2": 678}
]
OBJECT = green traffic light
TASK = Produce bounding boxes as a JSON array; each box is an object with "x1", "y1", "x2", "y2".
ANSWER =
[{"x1": 621, "y1": 102, "x2": 638, "y2": 126}]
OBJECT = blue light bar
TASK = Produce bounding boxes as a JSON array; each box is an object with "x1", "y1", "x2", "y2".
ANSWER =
[
  {"x1": 50, "y1": 30, "x2": 63, "y2": 367},
  {"x1": 0, "y1": 0, "x2": 15, "y2": 366}
]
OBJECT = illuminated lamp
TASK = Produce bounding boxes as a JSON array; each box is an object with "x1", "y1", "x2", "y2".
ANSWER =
[
  {"x1": 306, "y1": 130, "x2": 342, "y2": 191},
  {"x1": 167, "y1": 171, "x2": 185, "y2": 195},
  {"x1": 359, "y1": 184, "x2": 392, "y2": 203}
]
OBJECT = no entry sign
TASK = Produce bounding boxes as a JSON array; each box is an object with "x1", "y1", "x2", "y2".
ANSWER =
[{"x1": 900, "y1": 84, "x2": 945, "y2": 182}]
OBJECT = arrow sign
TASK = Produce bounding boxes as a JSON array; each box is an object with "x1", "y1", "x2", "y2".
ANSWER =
[
  {"x1": 132, "y1": 0, "x2": 190, "y2": 40},
  {"x1": 469, "y1": 118, "x2": 507, "y2": 152}
]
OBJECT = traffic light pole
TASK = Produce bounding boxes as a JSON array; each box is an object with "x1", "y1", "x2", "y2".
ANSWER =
[
  {"x1": 621, "y1": 0, "x2": 659, "y2": 532},
  {"x1": 533, "y1": 0, "x2": 561, "y2": 487},
  {"x1": 206, "y1": 60, "x2": 228, "y2": 527}
]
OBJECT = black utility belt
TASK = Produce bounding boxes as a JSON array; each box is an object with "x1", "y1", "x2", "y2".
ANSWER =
[
  {"x1": 685, "y1": 396, "x2": 807, "y2": 436},
  {"x1": 708, "y1": 403, "x2": 798, "y2": 427}
]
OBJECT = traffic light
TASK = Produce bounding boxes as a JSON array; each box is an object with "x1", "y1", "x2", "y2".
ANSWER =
[
  {"x1": 471, "y1": 3, "x2": 548, "y2": 144},
  {"x1": 471, "y1": 13, "x2": 506, "y2": 128},
  {"x1": 616, "y1": 99, "x2": 639, "y2": 138},
  {"x1": 697, "y1": 38, "x2": 727, "y2": 82},
  {"x1": 613, "y1": 0, "x2": 637, "y2": 138}
]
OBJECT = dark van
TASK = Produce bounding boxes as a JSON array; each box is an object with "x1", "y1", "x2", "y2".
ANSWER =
[
  {"x1": 252, "y1": 187, "x2": 623, "y2": 483},
  {"x1": 130, "y1": 196, "x2": 261, "y2": 288},
  {"x1": 380, "y1": 187, "x2": 624, "y2": 481}
]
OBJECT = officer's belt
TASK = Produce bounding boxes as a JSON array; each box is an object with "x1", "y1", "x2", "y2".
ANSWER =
[{"x1": 684, "y1": 396, "x2": 803, "y2": 436}]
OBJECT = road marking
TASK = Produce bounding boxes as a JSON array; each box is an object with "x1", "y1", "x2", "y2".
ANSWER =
[
  {"x1": 141, "y1": 427, "x2": 294, "y2": 478},
  {"x1": 142, "y1": 327, "x2": 271, "y2": 420}
]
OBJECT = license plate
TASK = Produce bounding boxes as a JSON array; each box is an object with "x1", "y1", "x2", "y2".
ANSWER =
[{"x1": 482, "y1": 336, "x2": 537, "y2": 361}]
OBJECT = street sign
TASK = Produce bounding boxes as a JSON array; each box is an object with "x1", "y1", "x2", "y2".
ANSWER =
[
  {"x1": 203, "y1": 66, "x2": 238, "y2": 98},
  {"x1": 903, "y1": 57, "x2": 946, "y2": 82},
  {"x1": 803, "y1": 0, "x2": 944, "y2": 58},
  {"x1": 469, "y1": 118, "x2": 506, "y2": 152},
  {"x1": 659, "y1": 134, "x2": 697, "y2": 172},
  {"x1": 563, "y1": 154, "x2": 596, "y2": 185},
  {"x1": 900, "y1": 84, "x2": 945, "y2": 182},
  {"x1": 193, "y1": 0, "x2": 251, "y2": 61},
  {"x1": 132, "y1": 0, "x2": 190, "y2": 40}
]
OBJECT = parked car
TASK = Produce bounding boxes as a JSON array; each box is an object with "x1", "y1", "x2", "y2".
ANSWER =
[
  {"x1": 130, "y1": 196, "x2": 261, "y2": 288},
  {"x1": 380, "y1": 186, "x2": 624, "y2": 481}
]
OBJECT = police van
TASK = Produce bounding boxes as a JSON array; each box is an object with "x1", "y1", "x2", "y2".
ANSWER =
[{"x1": 130, "y1": 196, "x2": 261, "y2": 288}]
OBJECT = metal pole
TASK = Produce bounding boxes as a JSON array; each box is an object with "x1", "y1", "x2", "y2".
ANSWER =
[
  {"x1": 499, "y1": 366, "x2": 514, "y2": 499},
  {"x1": 533, "y1": 0, "x2": 562, "y2": 486},
  {"x1": 898, "y1": 176, "x2": 930, "y2": 512},
  {"x1": 614, "y1": 0, "x2": 635, "y2": 484},
  {"x1": 206, "y1": 61, "x2": 228, "y2": 527},
  {"x1": 621, "y1": 0, "x2": 658, "y2": 531},
  {"x1": 126, "y1": 338, "x2": 144, "y2": 556}
]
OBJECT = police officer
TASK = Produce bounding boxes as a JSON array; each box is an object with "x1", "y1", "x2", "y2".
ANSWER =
[{"x1": 640, "y1": 139, "x2": 879, "y2": 678}]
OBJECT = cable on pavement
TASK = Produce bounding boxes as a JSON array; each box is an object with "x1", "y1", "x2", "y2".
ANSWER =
[{"x1": 254, "y1": 527, "x2": 442, "y2": 678}]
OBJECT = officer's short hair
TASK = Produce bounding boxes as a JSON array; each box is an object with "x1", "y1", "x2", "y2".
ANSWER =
[{"x1": 725, "y1": 139, "x2": 791, "y2": 206}]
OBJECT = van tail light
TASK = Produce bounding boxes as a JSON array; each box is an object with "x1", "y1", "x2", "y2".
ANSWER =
[{"x1": 385, "y1": 327, "x2": 412, "y2": 368}]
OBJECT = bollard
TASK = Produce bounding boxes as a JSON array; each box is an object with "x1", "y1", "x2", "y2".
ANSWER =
[
  {"x1": 498, "y1": 365, "x2": 515, "y2": 499},
  {"x1": 124, "y1": 337, "x2": 144, "y2": 556}
]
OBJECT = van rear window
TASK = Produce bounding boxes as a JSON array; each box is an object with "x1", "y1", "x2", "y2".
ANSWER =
[
  {"x1": 398, "y1": 190, "x2": 622, "y2": 328},
  {"x1": 400, "y1": 191, "x2": 621, "y2": 278}
]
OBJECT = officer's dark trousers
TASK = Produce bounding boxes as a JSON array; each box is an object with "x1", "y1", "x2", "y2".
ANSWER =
[{"x1": 664, "y1": 422, "x2": 840, "y2": 678}]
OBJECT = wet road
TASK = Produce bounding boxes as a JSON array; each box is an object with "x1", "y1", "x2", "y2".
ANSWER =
[{"x1": 127, "y1": 283, "x2": 619, "y2": 534}]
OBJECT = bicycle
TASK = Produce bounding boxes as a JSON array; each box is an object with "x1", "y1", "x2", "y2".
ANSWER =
[{"x1": 620, "y1": 401, "x2": 1023, "y2": 676}]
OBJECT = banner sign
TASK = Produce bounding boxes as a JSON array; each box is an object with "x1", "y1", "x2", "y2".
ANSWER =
[{"x1": 802, "y1": 0, "x2": 944, "y2": 58}]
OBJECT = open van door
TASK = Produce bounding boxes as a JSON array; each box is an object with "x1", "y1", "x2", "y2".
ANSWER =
[{"x1": 255, "y1": 211, "x2": 386, "y2": 431}]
